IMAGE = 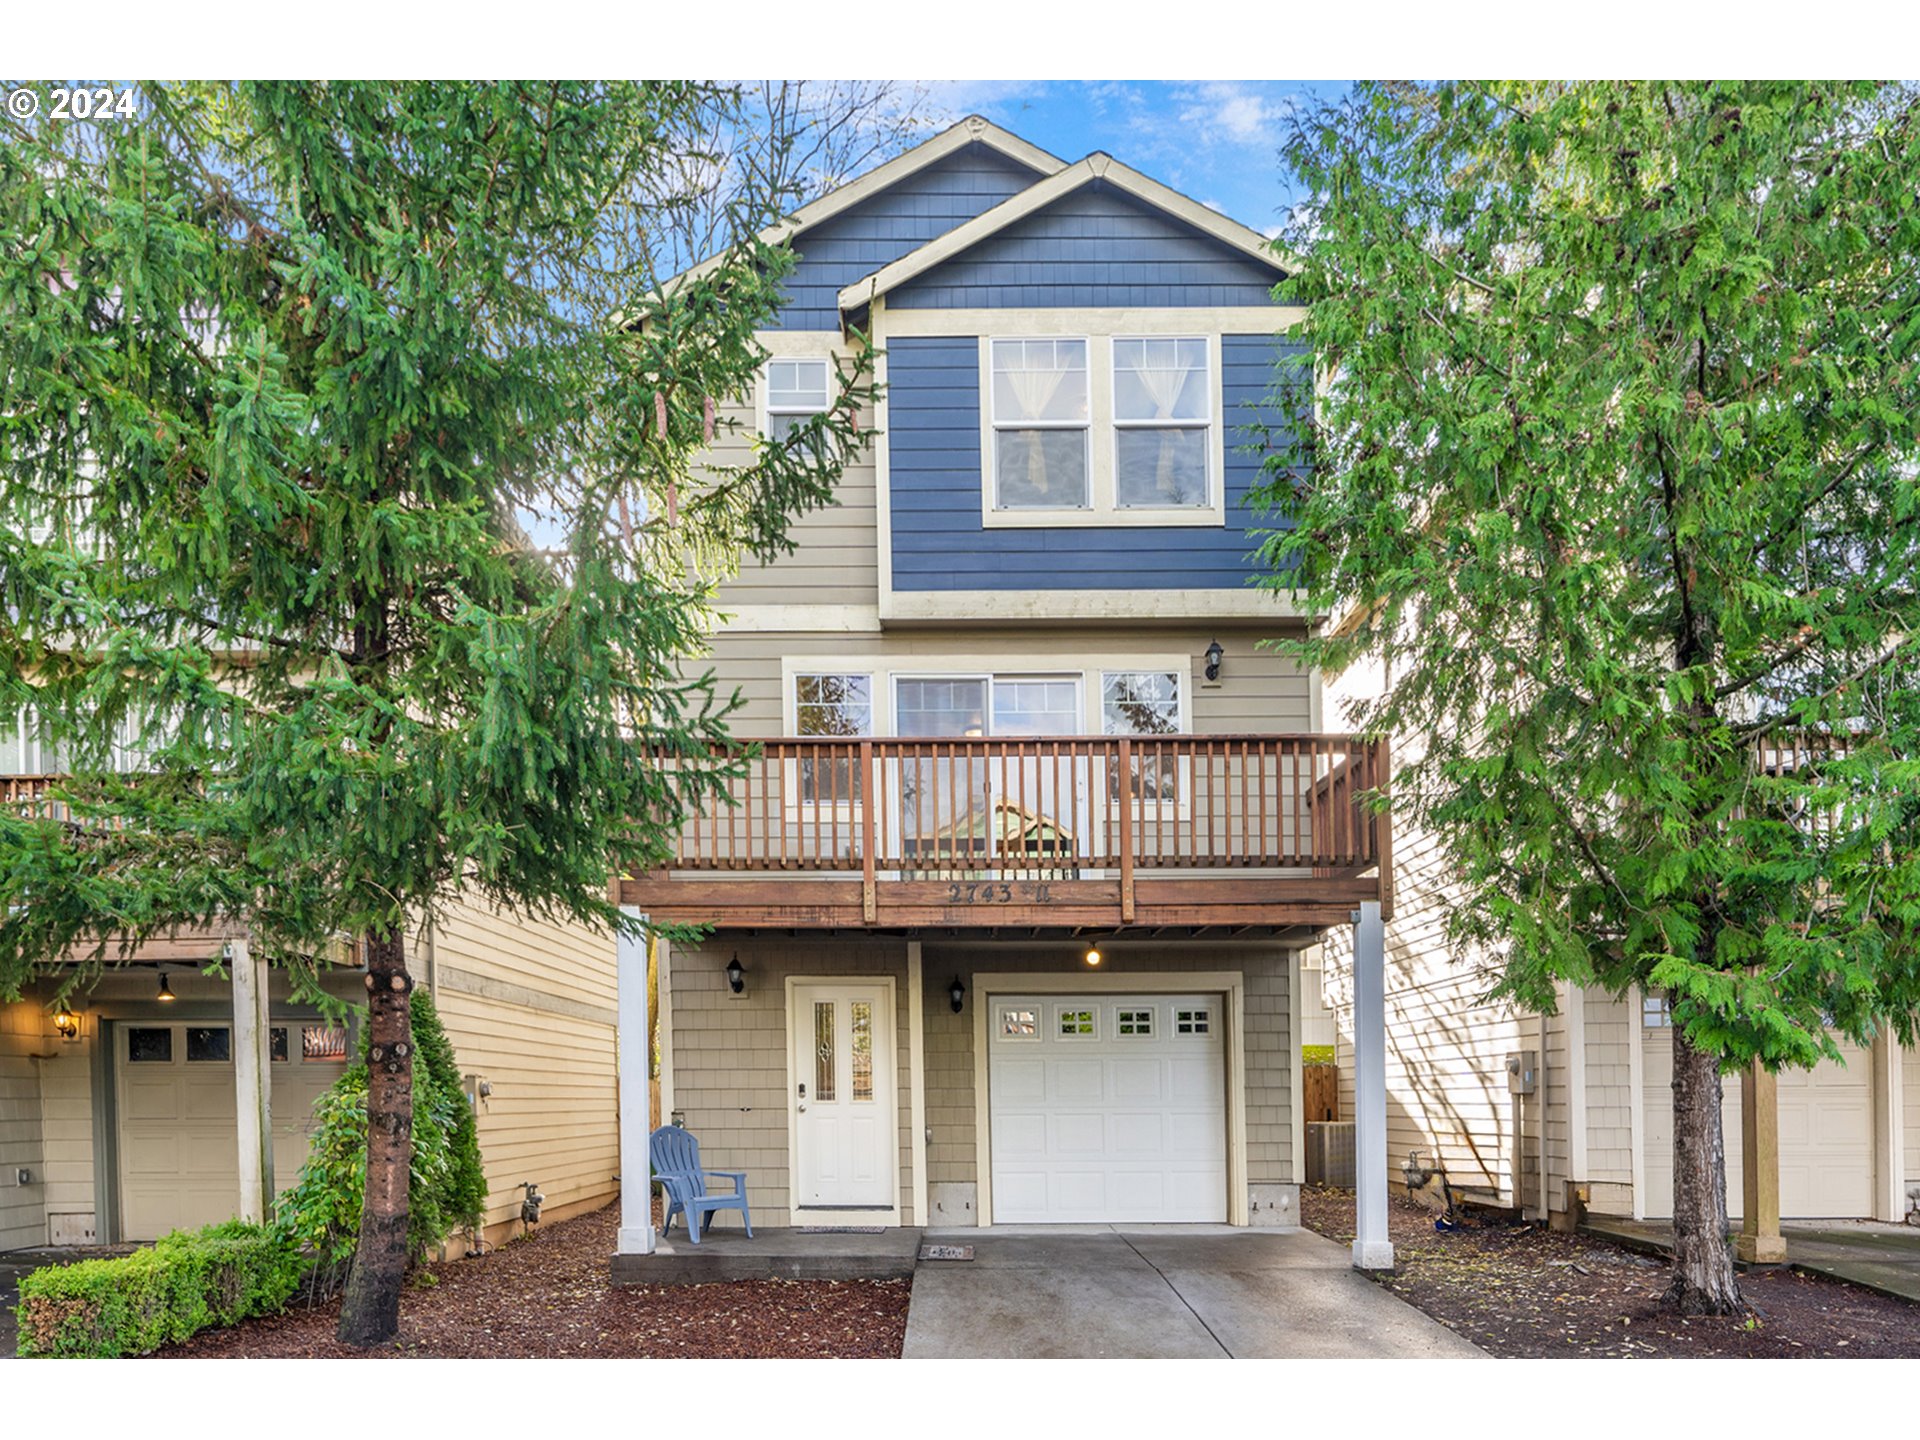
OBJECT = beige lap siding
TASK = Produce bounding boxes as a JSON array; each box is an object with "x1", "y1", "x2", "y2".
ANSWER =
[
  {"x1": 1906, "y1": 1045, "x2": 1920, "y2": 1192},
  {"x1": 666, "y1": 933, "x2": 914, "y2": 1225},
  {"x1": 1582, "y1": 990, "x2": 1636, "y2": 1207},
  {"x1": 920, "y1": 942, "x2": 1296, "y2": 1192},
  {"x1": 423, "y1": 899, "x2": 620, "y2": 1241},
  {"x1": 0, "y1": 1000, "x2": 51, "y2": 1248},
  {"x1": 690, "y1": 628, "x2": 1313, "y2": 738}
]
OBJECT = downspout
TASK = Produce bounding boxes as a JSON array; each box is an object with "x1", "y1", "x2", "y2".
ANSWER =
[{"x1": 1540, "y1": 1010, "x2": 1551, "y2": 1222}]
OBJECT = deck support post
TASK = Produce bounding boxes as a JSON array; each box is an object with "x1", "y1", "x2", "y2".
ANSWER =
[
  {"x1": 230, "y1": 937, "x2": 272, "y2": 1224},
  {"x1": 1872, "y1": 1035, "x2": 1905, "y2": 1224},
  {"x1": 616, "y1": 907, "x2": 655, "y2": 1256},
  {"x1": 1735, "y1": 1058, "x2": 1786, "y2": 1264},
  {"x1": 1351, "y1": 900, "x2": 1394, "y2": 1270}
]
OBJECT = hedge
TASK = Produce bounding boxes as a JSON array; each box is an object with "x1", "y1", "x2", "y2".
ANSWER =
[{"x1": 14, "y1": 1219, "x2": 305, "y2": 1358}]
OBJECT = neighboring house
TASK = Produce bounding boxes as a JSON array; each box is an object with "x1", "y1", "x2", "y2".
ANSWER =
[
  {"x1": 0, "y1": 777, "x2": 620, "y2": 1252},
  {"x1": 618, "y1": 116, "x2": 1395, "y2": 1237},
  {"x1": 1317, "y1": 656, "x2": 1920, "y2": 1228}
]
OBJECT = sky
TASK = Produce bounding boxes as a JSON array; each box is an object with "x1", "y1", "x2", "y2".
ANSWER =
[{"x1": 914, "y1": 81, "x2": 1349, "y2": 237}]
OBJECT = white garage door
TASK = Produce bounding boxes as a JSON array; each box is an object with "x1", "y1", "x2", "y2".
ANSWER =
[
  {"x1": 117, "y1": 1020, "x2": 349, "y2": 1241},
  {"x1": 1641, "y1": 1020, "x2": 1872, "y2": 1220},
  {"x1": 988, "y1": 992, "x2": 1227, "y2": 1223}
]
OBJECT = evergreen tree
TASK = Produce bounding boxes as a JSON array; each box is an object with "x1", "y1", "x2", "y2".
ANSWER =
[
  {"x1": 0, "y1": 81, "x2": 872, "y2": 1343},
  {"x1": 1258, "y1": 81, "x2": 1920, "y2": 1311}
]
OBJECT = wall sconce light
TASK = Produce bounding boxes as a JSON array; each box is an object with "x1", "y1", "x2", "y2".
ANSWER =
[
  {"x1": 1204, "y1": 639, "x2": 1224, "y2": 682},
  {"x1": 156, "y1": 971, "x2": 176, "y2": 1003},
  {"x1": 949, "y1": 977, "x2": 966, "y2": 1014},
  {"x1": 52, "y1": 1006, "x2": 80, "y2": 1040},
  {"x1": 725, "y1": 954, "x2": 745, "y2": 995},
  {"x1": 1084, "y1": 945, "x2": 1103, "y2": 968}
]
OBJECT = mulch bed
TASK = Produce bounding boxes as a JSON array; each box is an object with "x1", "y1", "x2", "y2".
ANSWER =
[
  {"x1": 157, "y1": 1202, "x2": 910, "y2": 1359},
  {"x1": 1300, "y1": 1185, "x2": 1920, "y2": 1357}
]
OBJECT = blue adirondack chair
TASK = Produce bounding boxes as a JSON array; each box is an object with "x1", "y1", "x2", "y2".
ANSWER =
[{"x1": 650, "y1": 1126, "x2": 753, "y2": 1244}]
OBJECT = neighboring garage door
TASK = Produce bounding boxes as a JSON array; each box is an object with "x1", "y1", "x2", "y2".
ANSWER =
[
  {"x1": 988, "y1": 992, "x2": 1227, "y2": 1223},
  {"x1": 1641, "y1": 1016, "x2": 1872, "y2": 1220},
  {"x1": 117, "y1": 1019, "x2": 349, "y2": 1241}
]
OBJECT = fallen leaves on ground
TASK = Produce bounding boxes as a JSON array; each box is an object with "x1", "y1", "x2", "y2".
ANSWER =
[
  {"x1": 158, "y1": 1203, "x2": 909, "y2": 1359},
  {"x1": 1299, "y1": 1185, "x2": 1920, "y2": 1358}
]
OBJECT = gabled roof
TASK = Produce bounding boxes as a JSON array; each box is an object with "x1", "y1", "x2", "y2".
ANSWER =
[
  {"x1": 836, "y1": 152, "x2": 1291, "y2": 319},
  {"x1": 664, "y1": 115, "x2": 1065, "y2": 293}
]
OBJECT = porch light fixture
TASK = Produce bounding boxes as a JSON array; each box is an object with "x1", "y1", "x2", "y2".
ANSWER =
[
  {"x1": 949, "y1": 977, "x2": 966, "y2": 1014},
  {"x1": 1204, "y1": 639, "x2": 1224, "y2": 682},
  {"x1": 725, "y1": 954, "x2": 745, "y2": 995},
  {"x1": 156, "y1": 971, "x2": 176, "y2": 1003},
  {"x1": 52, "y1": 1006, "x2": 80, "y2": 1040},
  {"x1": 1084, "y1": 945, "x2": 1103, "y2": 968}
]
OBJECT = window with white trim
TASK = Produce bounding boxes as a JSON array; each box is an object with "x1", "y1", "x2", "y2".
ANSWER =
[
  {"x1": 1642, "y1": 995, "x2": 1672, "y2": 1028},
  {"x1": 1116, "y1": 1007, "x2": 1155, "y2": 1037},
  {"x1": 1000, "y1": 1007, "x2": 1039, "y2": 1039},
  {"x1": 1112, "y1": 337, "x2": 1211, "y2": 508},
  {"x1": 989, "y1": 338, "x2": 1089, "y2": 509},
  {"x1": 766, "y1": 358, "x2": 831, "y2": 441},
  {"x1": 1057, "y1": 1006, "x2": 1098, "y2": 1039},
  {"x1": 1102, "y1": 670, "x2": 1184, "y2": 800},
  {"x1": 1175, "y1": 1007, "x2": 1211, "y2": 1036},
  {"x1": 793, "y1": 673, "x2": 871, "y2": 804}
]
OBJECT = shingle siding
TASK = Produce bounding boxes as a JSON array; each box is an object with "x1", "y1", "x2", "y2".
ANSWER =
[
  {"x1": 886, "y1": 333, "x2": 1304, "y2": 593},
  {"x1": 773, "y1": 144, "x2": 1047, "y2": 331},
  {"x1": 890, "y1": 182, "x2": 1281, "y2": 310}
]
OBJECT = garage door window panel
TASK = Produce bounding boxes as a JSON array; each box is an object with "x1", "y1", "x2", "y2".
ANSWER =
[
  {"x1": 1056, "y1": 1006, "x2": 1099, "y2": 1039},
  {"x1": 128, "y1": 1027, "x2": 172, "y2": 1063}
]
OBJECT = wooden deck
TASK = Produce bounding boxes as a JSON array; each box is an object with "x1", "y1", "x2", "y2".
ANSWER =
[{"x1": 621, "y1": 734, "x2": 1393, "y2": 930}]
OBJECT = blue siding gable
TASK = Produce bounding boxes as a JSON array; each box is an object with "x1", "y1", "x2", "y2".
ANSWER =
[
  {"x1": 890, "y1": 181, "x2": 1284, "y2": 312},
  {"x1": 772, "y1": 144, "x2": 1046, "y2": 331},
  {"x1": 888, "y1": 334, "x2": 1305, "y2": 593}
]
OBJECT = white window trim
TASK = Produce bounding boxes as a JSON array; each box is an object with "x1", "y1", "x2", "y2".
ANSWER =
[
  {"x1": 977, "y1": 332, "x2": 1226, "y2": 529},
  {"x1": 1098, "y1": 666, "x2": 1193, "y2": 820},
  {"x1": 983, "y1": 336, "x2": 1092, "y2": 513},
  {"x1": 1110, "y1": 335, "x2": 1217, "y2": 513},
  {"x1": 782, "y1": 669, "x2": 875, "y2": 821},
  {"x1": 1054, "y1": 1004, "x2": 1100, "y2": 1041},
  {"x1": 754, "y1": 331, "x2": 853, "y2": 440},
  {"x1": 761, "y1": 355, "x2": 833, "y2": 440}
]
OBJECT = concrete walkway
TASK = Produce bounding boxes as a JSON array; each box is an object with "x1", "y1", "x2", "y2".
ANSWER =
[
  {"x1": 1584, "y1": 1216, "x2": 1920, "y2": 1304},
  {"x1": 904, "y1": 1226, "x2": 1485, "y2": 1359}
]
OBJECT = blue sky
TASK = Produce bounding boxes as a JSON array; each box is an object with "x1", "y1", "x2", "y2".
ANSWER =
[{"x1": 916, "y1": 81, "x2": 1348, "y2": 236}]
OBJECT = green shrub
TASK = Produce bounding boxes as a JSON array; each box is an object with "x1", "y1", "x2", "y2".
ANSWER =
[
  {"x1": 15, "y1": 1219, "x2": 304, "y2": 1358},
  {"x1": 275, "y1": 988, "x2": 486, "y2": 1273}
]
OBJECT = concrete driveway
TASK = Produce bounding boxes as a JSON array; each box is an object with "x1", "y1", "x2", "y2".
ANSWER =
[{"x1": 905, "y1": 1226, "x2": 1484, "y2": 1359}]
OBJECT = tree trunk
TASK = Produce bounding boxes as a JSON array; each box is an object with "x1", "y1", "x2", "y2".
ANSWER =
[
  {"x1": 1664, "y1": 1022, "x2": 1742, "y2": 1313},
  {"x1": 337, "y1": 926, "x2": 414, "y2": 1346}
]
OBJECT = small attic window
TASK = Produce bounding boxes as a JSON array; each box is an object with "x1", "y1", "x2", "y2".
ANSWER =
[{"x1": 766, "y1": 358, "x2": 831, "y2": 440}]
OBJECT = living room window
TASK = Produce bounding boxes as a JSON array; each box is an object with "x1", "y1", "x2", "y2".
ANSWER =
[{"x1": 793, "y1": 672, "x2": 872, "y2": 804}]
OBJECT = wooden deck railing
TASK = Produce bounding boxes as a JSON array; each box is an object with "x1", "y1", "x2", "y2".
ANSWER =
[{"x1": 664, "y1": 733, "x2": 1391, "y2": 877}]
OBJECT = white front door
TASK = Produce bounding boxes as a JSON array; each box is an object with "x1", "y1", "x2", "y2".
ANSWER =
[{"x1": 791, "y1": 982, "x2": 896, "y2": 1210}]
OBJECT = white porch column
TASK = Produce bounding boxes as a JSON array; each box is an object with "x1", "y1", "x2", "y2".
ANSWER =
[
  {"x1": 1351, "y1": 900, "x2": 1394, "y2": 1270},
  {"x1": 1873, "y1": 1034, "x2": 1906, "y2": 1224},
  {"x1": 229, "y1": 937, "x2": 271, "y2": 1224},
  {"x1": 616, "y1": 908, "x2": 656, "y2": 1255}
]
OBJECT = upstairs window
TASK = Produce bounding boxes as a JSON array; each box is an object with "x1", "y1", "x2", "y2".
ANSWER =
[
  {"x1": 793, "y1": 673, "x2": 871, "y2": 804},
  {"x1": 990, "y1": 338, "x2": 1090, "y2": 509},
  {"x1": 1113, "y1": 337, "x2": 1212, "y2": 508},
  {"x1": 766, "y1": 358, "x2": 831, "y2": 441}
]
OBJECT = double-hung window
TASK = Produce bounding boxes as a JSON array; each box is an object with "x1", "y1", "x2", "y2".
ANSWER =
[
  {"x1": 766, "y1": 358, "x2": 831, "y2": 441},
  {"x1": 989, "y1": 338, "x2": 1090, "y2": 509},
  {"x1": 1112, "y1": 337, "x2": 1212, "y2": 508},
  {"x1": 793, "y1": 672, "x2": 871, "y2": 805}
]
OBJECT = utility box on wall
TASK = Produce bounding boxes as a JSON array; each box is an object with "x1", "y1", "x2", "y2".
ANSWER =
[{"x1": 1506, "y1": 1051, "x2": 1539, "y2": 1096}]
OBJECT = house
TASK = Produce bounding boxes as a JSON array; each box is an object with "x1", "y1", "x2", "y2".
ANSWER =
[
  {"x1": 1315, "y1": 657, "x2": 1920, "y2": 1238},
  {"x1": 0, "y1": 779, "x2": 620, "y2": 1252},
  {"x1": 609, "y1": 116, "x2": 1397, "y2": 1256}
]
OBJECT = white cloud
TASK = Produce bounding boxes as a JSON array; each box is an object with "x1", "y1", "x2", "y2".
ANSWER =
[{"x1": 1173, "y1": 82, "x2": 1293, "y2": 151}]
